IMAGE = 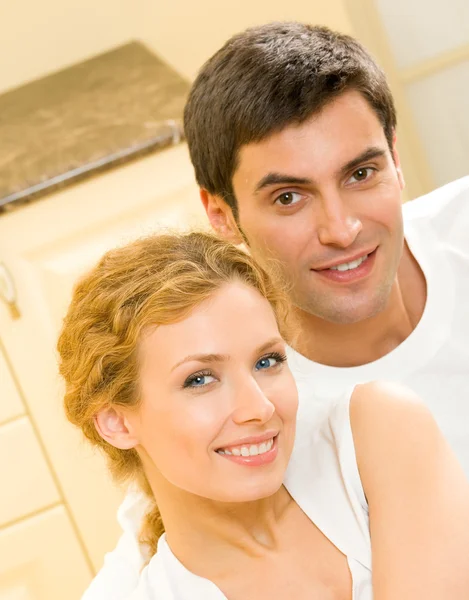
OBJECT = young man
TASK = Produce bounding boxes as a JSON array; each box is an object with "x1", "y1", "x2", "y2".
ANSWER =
[
  {"x1": 183, "y1": 21, "x2": 468, "y2": 458},
  {"x1": 82, "y1": 22, "x2": 469, "y2": 598}
]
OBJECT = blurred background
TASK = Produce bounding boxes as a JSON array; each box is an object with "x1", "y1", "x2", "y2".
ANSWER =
[{"x1": 0, "y1": 1, "x2": 467, "y2": 598}]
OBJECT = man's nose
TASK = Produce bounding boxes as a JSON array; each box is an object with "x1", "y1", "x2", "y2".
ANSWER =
[{"x1": 316, "y1": 191, "x2": 362, "y2": 248}]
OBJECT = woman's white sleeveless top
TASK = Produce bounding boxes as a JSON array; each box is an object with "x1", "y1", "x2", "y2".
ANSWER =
[{"x1": 129, "y1": 386, "x2": 373, "y2": 599}]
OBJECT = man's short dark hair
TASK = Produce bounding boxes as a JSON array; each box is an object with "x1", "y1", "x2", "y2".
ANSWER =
[{"x1": 183, "y1": 21, "x2": 397, "y2": 214}]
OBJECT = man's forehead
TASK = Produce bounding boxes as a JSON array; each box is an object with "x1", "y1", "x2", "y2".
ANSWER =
[{"x1": 233, "y1": 92, "x2": 388, "y2": 187}]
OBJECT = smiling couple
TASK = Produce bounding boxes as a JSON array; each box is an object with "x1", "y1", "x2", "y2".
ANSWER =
[{"x1": 59, "y1": 22, "x2": 469, "y2": 600}]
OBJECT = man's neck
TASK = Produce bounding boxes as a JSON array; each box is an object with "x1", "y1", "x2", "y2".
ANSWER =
[{"x1": 294, "y1": 242, "x2": 427, "y2": 367}]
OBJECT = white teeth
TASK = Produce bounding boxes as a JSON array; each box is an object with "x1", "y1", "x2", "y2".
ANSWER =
[
  {"x1": 219, "y1": 437, "x2": 275, "y2": 457},
  {"x1": 329, "y1": 254, "x2": 368, "y2": 271}
]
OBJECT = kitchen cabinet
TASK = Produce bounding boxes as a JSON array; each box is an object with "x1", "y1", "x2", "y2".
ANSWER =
[
  {"x1": 0, "y1": 506, "x2": 91, "y2": 600},
  {"x1": 0, "y1": 416, "x2": 60, "y2": 527},
  {"x1": 0, "y1": 345, "x2": 24, "y2": 424}
]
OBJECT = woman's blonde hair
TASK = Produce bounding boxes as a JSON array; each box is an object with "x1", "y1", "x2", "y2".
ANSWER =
[{"x1": 57, "y1": 231, "x2": 293, "y2": 560}]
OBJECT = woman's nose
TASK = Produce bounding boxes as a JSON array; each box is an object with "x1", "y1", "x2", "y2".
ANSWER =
[{"x1": 231, "y1": 378, "x2": 275, "y2": 425}]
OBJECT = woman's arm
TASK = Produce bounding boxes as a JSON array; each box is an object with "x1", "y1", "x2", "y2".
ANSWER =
[{"x1": 351, "y1": 381, "x2": 469, "y2": 600}]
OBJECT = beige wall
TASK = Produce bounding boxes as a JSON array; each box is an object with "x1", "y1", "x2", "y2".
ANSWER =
[
  {"x1": 137, "y1": 0, "x2": 353, "y2": 80},
  {"x1": 1, "y1": 0, "x2": 352, "y2": 94},
  {"x1": 0, "y1": 0, "x2": 138, "y2": 94}
]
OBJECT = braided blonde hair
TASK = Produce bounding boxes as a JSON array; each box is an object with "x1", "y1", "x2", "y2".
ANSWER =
[{"x1": 57, "y1": 231, "x2": 293, "y2": 560}]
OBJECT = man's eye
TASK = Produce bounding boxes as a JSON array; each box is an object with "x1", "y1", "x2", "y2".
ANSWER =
[
  {"x1": 274, "y1": 191, "x2": 303, "y2": 206},
  {"x1": 183, "y1": 372, "x2": 216, "y2": 388},
  {"x1": 348, "y1": 167, "x2": 375, "y2": 184}
]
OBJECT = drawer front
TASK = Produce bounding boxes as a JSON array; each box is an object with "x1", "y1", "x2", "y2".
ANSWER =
[
  {"x1": 0, "y1": 505, "x2": 92, "y2": 600},
  {"x1": 0, "y1": 417, "x2": 60, "y2": 526}
]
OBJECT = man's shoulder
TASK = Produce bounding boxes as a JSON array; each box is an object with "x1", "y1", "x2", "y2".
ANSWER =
[
  {"x1": 80, "y1": 490, "x2": 156, "y2": 600},
  {"x1": 403, "y1": 176, "x2": 469, "y2": 235},
  {"x1": 116, "y1": 486, "x2": 152, "y2": 534}
]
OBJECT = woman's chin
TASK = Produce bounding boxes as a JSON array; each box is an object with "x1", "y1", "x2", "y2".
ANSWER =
[{"x1": 211, "y1": 477, "x2": 285, "y2": 504}]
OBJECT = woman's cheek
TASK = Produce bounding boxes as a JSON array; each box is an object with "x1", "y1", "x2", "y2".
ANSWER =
[{"x1": 272, "y1": 376, "x2": 299, "y2": 422}]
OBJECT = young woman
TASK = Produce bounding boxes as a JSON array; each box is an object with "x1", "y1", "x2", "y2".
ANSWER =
[{"x1": 58, "y1": 231, "x2": 469, "y2": 600}]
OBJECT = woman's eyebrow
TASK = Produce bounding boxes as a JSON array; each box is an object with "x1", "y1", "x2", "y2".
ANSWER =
[
  {"x1": 171, "y1": 353, "x2": 230, "y2": 372},
  {"x1": 171, "y1": 337, "x2": 284, "y2": 372},
  {"x1": 255, "y1": 337, "x2": 285, "y2": 354}
]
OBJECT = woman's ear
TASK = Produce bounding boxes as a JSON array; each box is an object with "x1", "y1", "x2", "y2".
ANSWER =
[{"x1": 94, "y1": 407, "x2": 139, "y2": 450}]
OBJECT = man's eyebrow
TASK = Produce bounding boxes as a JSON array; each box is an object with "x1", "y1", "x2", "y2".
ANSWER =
[
  {"x1": 253, "y1": 147, "x2": 386, "y2": 193},
  {"x1": 254, "y1": 173, "x2": 313, "y2": 194},
  {"x1": 339, "y1": 147, "x2": 387, "y2": 176}
]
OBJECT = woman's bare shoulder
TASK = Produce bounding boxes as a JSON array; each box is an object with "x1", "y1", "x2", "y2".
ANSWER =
[
  {"x1": 349, "y1": 381, "x2": 441, "y2": 498},
  {"x1": 350, "y1": 380, "x2": 435, "y2": 437}
]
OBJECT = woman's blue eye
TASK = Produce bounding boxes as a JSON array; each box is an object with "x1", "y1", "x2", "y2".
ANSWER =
[
  {"x1": 256, "y1": 357, "x2": 276, "y2": 370},
  {"x1": 184, "y1": 373, "x2": 216, "y2": 388},
  {"x1": 255, "y1": 353, "x2": 287, "y2": 371}
]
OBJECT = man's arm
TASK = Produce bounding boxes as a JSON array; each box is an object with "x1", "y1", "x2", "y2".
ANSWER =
[{"x1": 351, "y1": 381, "x2": 469, "y2": 600}]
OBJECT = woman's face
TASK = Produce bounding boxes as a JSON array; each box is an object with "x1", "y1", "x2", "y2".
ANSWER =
[{"x1": 128, "y1": 281, "x2": 298, "y2": 503}]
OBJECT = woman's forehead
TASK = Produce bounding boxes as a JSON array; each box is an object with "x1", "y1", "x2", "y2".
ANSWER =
[{"x1": 138, "y1": 283, "x2": 279, "y2": 370}]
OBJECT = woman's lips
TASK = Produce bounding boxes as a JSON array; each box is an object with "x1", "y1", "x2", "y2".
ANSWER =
[{"x1": 216, "y1": 435, "x2": 279, "y2": 466}]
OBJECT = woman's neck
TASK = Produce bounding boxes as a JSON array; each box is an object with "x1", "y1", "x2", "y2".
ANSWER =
[{"x1": 156, "y1": 483, "x2": 293, "y2": 574}]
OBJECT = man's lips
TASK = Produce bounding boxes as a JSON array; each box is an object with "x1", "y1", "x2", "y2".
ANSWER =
[
  {"x1": 312, "y1": 247, "x2": 377, "y2": 271},
  {"x1": 311, "y1": 248, "x2": 378, "y2": 283}
]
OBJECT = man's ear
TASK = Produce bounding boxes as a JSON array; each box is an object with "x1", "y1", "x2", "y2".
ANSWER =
[
  {"x1": 392, "y1": 131, "x2": 406, "y2": 191},
  {"x1": 200, "y1": 189, "x2": 244, "y2": 245},
  {"x1": 94, "y1": 406, "x2": 139, "y2": 450}
]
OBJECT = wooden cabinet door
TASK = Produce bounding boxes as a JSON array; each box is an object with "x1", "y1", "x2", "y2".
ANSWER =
[
  {"x1": 0, "y1": 416, "x2": 60, "y2": 527},
  {"x1": 0, "y1": 506, "x2": 91, "y2": 600},
  {"x1": 0, "y1": 345, "x2": 24, "y2": 425},
  {"x1": 0, "y1": 144, "x2": 205, "y2": 570}
]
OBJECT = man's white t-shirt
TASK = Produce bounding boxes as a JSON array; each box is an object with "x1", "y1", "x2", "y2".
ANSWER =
[{"x1": 82, "y1": 177, "x2": 469, "y2": 600}]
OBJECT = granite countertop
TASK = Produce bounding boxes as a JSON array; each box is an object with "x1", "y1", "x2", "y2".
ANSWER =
[{"x1": 0, "y1": 42, "x2": 190, "y2": 212}]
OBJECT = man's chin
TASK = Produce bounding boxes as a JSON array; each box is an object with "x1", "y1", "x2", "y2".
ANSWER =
[{"x1": 299, "y1": 294, "x2": 389, "y2": 326}]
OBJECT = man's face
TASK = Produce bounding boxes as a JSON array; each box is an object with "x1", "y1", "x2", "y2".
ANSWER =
[{"x1": 223, "y1": 90, "x2": 405, "y2": 325}]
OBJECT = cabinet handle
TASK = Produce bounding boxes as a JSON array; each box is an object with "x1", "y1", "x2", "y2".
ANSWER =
[{"x1": 0, "y1": 262, "x2": 21, "y2": 320}]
